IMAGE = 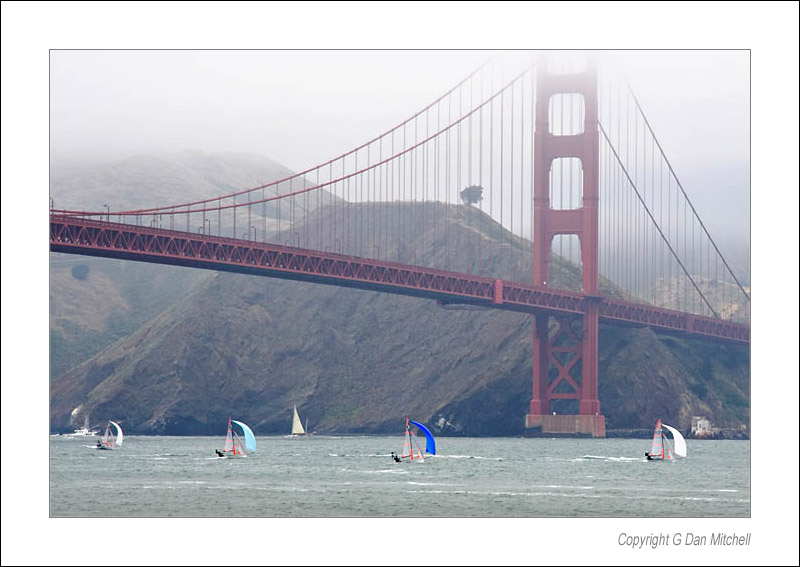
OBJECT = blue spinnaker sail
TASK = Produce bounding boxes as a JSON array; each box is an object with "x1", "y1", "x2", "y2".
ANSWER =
[
  {"x1": 409, "y1": 420, "x2": 436, "y2": 455},
  {"x1": 231, "y1": 420, "x2": 257, "y2": 453}
]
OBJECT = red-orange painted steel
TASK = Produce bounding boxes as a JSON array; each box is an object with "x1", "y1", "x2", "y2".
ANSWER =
[
  {"x1": 50, "y1": 214, "x2": 749, "y2": 344},
  {"x1": 530, "y1": 59, "x2": 604, "y2": 431}
]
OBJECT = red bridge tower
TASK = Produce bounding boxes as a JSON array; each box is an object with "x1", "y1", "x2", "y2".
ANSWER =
[{"x1": 526, "y1": 58, "x2": 606, "y2": 437}]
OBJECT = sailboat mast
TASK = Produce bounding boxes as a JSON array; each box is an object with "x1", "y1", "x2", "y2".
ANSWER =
[
  {"x1": 103, "y1": 421, "x2": 113, "y2": 447},
  {"x1": 224, "y1": 415, "x2": 235, "y2": 454},
  {"x1": 657, "y1": 419, "x2": 663, "y2": 458},
  {"x1": 407, "y1": 415, "x2": 416, "y2": 460},
  {"x1": 406, "y1": 416, "x2": 410, "y2": 460}
]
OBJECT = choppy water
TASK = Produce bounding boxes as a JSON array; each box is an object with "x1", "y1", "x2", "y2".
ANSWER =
[{"x1": 49, "y1": 435, "x2": 750, "y2": 518}]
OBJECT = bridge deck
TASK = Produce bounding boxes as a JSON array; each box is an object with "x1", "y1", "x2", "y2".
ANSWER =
[{"x1": 50, "y1": 215, "x2": 749, "y2": 343}]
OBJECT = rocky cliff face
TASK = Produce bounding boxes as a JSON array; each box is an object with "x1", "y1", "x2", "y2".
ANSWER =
[{"x1": 49, "y1": 152, "x2": 750, "y2": 436}]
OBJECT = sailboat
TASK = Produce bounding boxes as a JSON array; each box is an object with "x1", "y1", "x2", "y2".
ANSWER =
[
  {"x1": 288, "y1": 405, "x2": 309, "y2": 437},
  {"x1": 408, "y1": 419, "x2": 436, "y2": 456},
  {"x1": 397, "y1": 416, "x2": 434, "y2": 462},
  {"x1": 216, "y1": 416, "x2": 257, "y2": 458},
  {"x1": 645, "y1": 419, "x2": 687, "y2": 461},
  {"x1": 95, "y1": 421, "x2": 123, "y2": 450}
]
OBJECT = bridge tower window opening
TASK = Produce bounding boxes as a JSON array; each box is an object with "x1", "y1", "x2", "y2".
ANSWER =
[
  {"x1": 548, "y1": 93, "x2": 585, "y2": 136},
  {"x1": 549, "y1": 157, "x2": 583, "y2": 211},
  {"x1": 550, "y1": 234, "x2": 583, "y2": 292}
]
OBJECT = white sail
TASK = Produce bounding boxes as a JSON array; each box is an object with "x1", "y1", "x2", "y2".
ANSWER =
[
  {"x1": 291, "y1": 406, "x2": 305, "y2": 435},
  {"x1": 224, "y1": 417, "x2": 235, "y2": 453},
  {"x1": 109, "y1": 421, "x2": 124, "y2": 446},
  {"x1": 650, "y1": 421, "x2": 664, "y2": 457},
  {"x1": 233, "y1": 431, "x2": 247, "y2": 456},
  {"x1": 410, "y1": 431, "x2": 425, "y2": 462},
  {"x1": 662, "y1": 423, "x2": 687, "y2": 458},
  {"x1": 96, "y1": 421, "x2": 116, "y2": 449},
  {"x1": 400, "y1": 416, "x2": 425, "y2": 462},
  {"x1": 402, "y1": 428, "x2": 412, "y2": 458}
]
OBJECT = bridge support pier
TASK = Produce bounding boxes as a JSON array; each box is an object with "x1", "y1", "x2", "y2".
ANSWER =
[
  {"x1": 524, "y1": 311, "x2": 605, "y2": 438},
  {"x1": 523, "y1": 414, "x2": 606, "y2": 438}
]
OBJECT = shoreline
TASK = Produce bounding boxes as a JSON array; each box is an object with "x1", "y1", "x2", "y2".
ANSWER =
[{"x1": 50, "y1": 431, "x2": 751, "y2": 440}]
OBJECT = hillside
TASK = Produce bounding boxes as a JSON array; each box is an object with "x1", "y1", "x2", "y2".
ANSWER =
[
  {"x1": 49, "y1": 152, "x2": 750, "y2": 436},
  {"x1": 49, "y1": 150, "x2": 336, "y2": 378}
]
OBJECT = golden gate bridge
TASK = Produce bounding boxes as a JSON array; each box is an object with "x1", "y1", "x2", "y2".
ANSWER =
[{"x1": 50, "y1": 54, "x2": 750, "y2": 437}]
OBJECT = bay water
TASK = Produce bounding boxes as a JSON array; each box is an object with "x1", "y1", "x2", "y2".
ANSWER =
[{"x1": 49, "y1": 435, "x2": 750, "y2": 518}]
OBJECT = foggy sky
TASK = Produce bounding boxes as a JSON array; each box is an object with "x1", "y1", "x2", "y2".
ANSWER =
[
  {"x1": 50, "y1": 50, "x2": 750, "y2": 180},
  {"x1": 48, "y1": 49, "x2": 751, "y2": 261}
]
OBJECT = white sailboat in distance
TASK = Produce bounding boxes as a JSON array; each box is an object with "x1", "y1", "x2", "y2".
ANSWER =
[{"x1": 288, "y1": 405, "x2": 309, "y2": 437}]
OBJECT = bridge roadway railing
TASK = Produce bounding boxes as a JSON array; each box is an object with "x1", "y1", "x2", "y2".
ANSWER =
[{"x1": 50, "y1": 215, "x2": 749, "y2": 344}]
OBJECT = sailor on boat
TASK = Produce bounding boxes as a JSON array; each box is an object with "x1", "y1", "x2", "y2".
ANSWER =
[
  {"x1": 391, "y1": 451, "x2": 401, "y2": 463},
  {"x1": 644, "y1": 451, "x2": 654, "y2": 460},
  {"x1": 215, "y1": 449, "x2": 224, "y2": 458}
]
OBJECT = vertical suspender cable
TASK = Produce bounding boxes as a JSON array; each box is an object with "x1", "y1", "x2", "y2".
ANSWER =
[
  {"x1": 510, "y1": 80, "x2": 515, "y2": 262},
  {"x1": 490, "y1": 72, "x2": 494, "y2": 276},
  {"x1": 519, "y1": 76, "x2": 524, "y2": 281},
  {"x1": 530, "y1": 66, "x2": 535, "y2": 284},
  {"x1": 479, "y1": 71, "x2": 484, "y2": 274},
  {"x1": 627, "y1": 86, "x2": 749, "y2": 303},
  {"x1": 500, "y1": 86, "x2": 505, "y2": 275},
  {"x1": 458, "y1": 83, "x2": 463, "y2": 272}
]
